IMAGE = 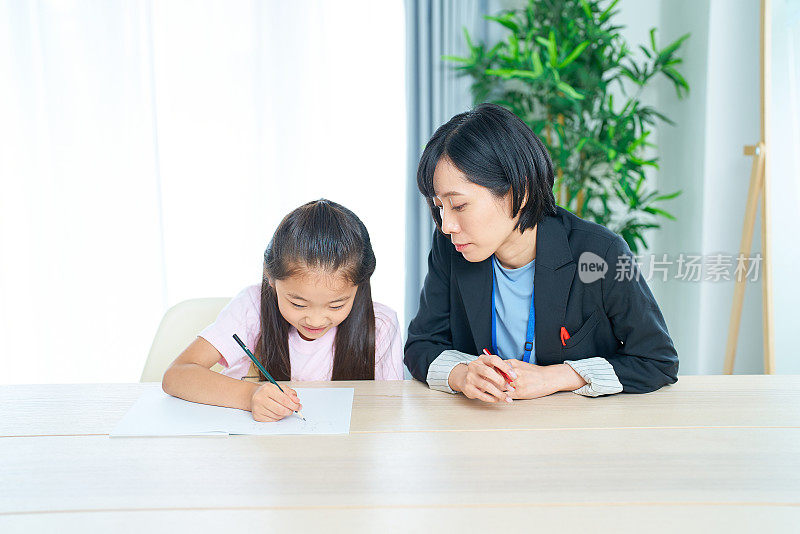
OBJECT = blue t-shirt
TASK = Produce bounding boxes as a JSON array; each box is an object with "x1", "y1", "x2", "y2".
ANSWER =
[{"x1": 491, "y1": 255, "x2": 535, "y2": 362}]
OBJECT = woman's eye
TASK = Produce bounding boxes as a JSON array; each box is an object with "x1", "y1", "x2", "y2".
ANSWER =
[
  {"x1": 452, "y1": 204, "x2": 466, "y2": 212},
  {"x1": 290, "y1": 302, "x2": 306, "y2": 308},
  {"x1": 330, "y1": 305, "x2": 345, "y2": 310}
]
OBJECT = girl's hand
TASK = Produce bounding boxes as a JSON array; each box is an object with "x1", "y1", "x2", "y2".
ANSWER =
[
  {"x1": 505, "y1": 360, "x2": 569, "y2": 399},
  {"x1": 448, "y1": 353, "x2": 518, "y2": 403},
  {"x1": 250, "y1": 383, "x2": 302, "y2": 422}
]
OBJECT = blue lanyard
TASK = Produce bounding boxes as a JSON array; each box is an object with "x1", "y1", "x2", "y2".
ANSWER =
[{"x1": 491, "y1": 256, "x2": 535, "y2": 363}]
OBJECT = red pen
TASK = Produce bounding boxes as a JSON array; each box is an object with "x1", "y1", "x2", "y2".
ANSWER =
[{"x1": 482, "y1": 348, "x2": 514, "y2": 384}]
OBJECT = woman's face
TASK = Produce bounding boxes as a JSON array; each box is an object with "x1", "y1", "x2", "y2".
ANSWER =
[{"x1": 432, "y1": 157, "x2": 519, "y2": 263}]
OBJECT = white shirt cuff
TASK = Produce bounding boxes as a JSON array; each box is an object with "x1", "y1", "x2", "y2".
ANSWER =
[
  {"x1": 426, "y1": 350, "x2": 479, "y2": 393},
  {"x1": 564, "y1": 357, "x2": 623, "y2": 397}
]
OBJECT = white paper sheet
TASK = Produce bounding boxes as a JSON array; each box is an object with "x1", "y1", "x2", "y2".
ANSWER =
[{"x1": 110, "y1": 385, "x2": 354, "y2": 437}]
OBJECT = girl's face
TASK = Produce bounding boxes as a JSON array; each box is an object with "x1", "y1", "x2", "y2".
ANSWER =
[
  {"x1": 432, "y1": 157, "x2": 519, "y2": 263},
  {"x1": 272, "y1": 267, "x2": 359, "y2": 341}
]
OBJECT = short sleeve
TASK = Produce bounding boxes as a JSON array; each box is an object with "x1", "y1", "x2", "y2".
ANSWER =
[
  {"x1": 373, "y1": 302, "x2": 404, "y2": 380},
  {"x1": 198, "y1": 285, "x2": 262, "y2": 370}
]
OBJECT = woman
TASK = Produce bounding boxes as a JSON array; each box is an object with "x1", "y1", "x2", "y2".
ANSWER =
[{"x1": 404, "y1": 104, "x2": 678, "y2": 402}]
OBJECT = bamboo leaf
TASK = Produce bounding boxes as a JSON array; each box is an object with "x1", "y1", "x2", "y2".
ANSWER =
[
  {"x1": 508, "y1": 33, "x2": 520, "y2": 60},
  {"x1": 548, "y1": 30, "x2": 558, "y2": 66},
  {"x1": 558, "y1": 41, "x2": 590, "y2": 69},
  {"x1": 531, "y1": 50, "x2": 543, "y2": 76},
  {"x1": 557, "y1": 81, "x2": 584, "y2": 100},
  {"x1": 578, "y1": 0, "x2": 593, "y2": 19},
  {"x1": 484, "y1": 14, "x2": 520, "y2": 33},
  {"x1": 628, "y1": 131, "x2": 651, "y2": 153},
  {"x1": 654, "y1": 190, "x2": 682, "y2": 201},
  {"x1": 644, "y1": 207, "x2": 677, "y2": 220},
  {"x1": 662, "y1": 66, "x2": 689, "y2": 97},
  {"x1": 657, "y1": 33, "x2": 690, "y2": 63},
  {"x1": 463, "y1": 27, "x2": 474, "y2": 50},
  {"x1": 486, "y1": 68, "x2": 543, "y2": 80},
  {"x1": 663, "y1": 66, "x2": 689, "y2": 88},
  {"x1": 600, "y1": 0, "x2": 620, "y2": 21},
  {"x1": 619, "y1": 65, "x2": 641, "y2": 85}
]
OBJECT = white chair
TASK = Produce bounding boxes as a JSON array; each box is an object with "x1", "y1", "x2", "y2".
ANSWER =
[{"x1": 140, "y1": 297, "x2": 231, "y2": 382}]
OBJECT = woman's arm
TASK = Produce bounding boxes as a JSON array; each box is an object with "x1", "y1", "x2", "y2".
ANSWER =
[
  {"x1": 162, "y1": 337, "x2": 259, "y2": 410},
  {"x1": 496, "y1": 233, "x2": 678, "y2": 399},
  {"x1": 405, "y1": 232, "x2": 514, "y2": 401},
  {"x1": 404, "y1": 231, "x2": 456, "y2": 381},
  {"x1": 599, "y1": 235, "x2": 679, "y2": 393}
]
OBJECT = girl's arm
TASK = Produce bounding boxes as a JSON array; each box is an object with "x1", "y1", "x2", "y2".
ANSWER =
[{"x1": 162, "y1": 337, "x2": 259, "y2": 411}]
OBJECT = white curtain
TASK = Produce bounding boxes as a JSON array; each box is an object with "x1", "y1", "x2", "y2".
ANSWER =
[{"x1": 0, "y1": 0, "x2": 406, "y2": 384}]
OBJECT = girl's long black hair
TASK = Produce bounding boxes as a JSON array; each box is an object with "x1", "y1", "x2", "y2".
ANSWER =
[{"x1": 255, "y1": 199, "x2": 376, "y2": 380}]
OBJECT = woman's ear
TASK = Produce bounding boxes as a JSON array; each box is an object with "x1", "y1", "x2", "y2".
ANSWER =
[
  {"x1": 500, "y1": 188, "x2": 517, "y2": 218},
  {"x1": 504, "y1": 185, "x2": 528, "y2": 221}
]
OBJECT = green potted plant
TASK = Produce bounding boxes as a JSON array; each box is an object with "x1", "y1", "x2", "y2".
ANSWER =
[{"x1": 445, "y1": 0, "x2": 690, "y2": 252}]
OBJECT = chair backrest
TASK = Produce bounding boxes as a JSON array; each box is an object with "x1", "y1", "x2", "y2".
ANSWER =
[{"x1": 141, "y1": 297, "x2": 231, "y2": 382}]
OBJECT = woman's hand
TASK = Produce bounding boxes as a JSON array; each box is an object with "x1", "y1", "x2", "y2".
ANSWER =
[
  {"x1": 505, "y1": 361, "x2": 587, "y2": 399},
  {"x1": 250, "y1": 383, "x2": 302, "y2": 422},
  {"x1": 448, "y1": 354, "x2": 518, "y2": 403}
]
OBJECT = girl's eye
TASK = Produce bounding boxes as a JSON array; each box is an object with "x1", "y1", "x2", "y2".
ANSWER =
[
  {"x1": 451, "y1": 204, "x2": 466, "y2": 212},
  {"x1": 290, "y1": 302, "x2": 306, "y2": 308},
  {"x1": 330, "y1": 305, "x2": 345, "y2": 310}
]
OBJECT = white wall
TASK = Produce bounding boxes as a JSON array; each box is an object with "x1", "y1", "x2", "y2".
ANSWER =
[
  {"x1": 698, "y1": 0, "x2": 763, "y2": 374},
  {"x1": 769, "y1": 0, "x2": 800, "y2": 374},
  {"x1": 649, "y1": 0, "x2": 797, "y2": 376},
  {"x1": 646, "y1": 0, "x2": 715, "y2": 375}
]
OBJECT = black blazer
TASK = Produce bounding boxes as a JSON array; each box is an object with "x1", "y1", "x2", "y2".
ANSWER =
[{"x1": 404, "y1": 207, "x2": 679, "y2": 393}]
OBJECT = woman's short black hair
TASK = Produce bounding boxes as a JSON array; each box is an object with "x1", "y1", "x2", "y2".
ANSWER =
[{"x1": 416, "y1": 103, "x2": 557, "y2": 232}]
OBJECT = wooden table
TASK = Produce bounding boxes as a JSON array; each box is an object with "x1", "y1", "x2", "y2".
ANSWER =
[{"x1": 1, "y1": 376, "x2": 799, "y2": 532}]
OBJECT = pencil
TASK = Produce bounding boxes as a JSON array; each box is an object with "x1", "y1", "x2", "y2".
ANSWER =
[{"x1": 232, "y1": 334, "x2": 306, "y2": 421}]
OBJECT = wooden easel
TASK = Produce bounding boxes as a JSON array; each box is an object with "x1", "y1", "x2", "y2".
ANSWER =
[{"x1": 723, "y1": 0, "x2": 775, "y2": 375}]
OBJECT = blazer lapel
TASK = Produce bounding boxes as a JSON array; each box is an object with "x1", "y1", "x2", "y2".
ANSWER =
[
  {"x1": 453, "y1": 253, "x2": 492, "y2": 353},
  {"x1": 451, "y1": 208, "x2": 574, "y2": 361},
  {"x1": 534, "y1": 211, "x2": 575, "y2": 365}
]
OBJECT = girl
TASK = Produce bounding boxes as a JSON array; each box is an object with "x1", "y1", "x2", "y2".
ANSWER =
[{"x1": 162, "y1": 199, "x2": 404, "y2": 421}]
